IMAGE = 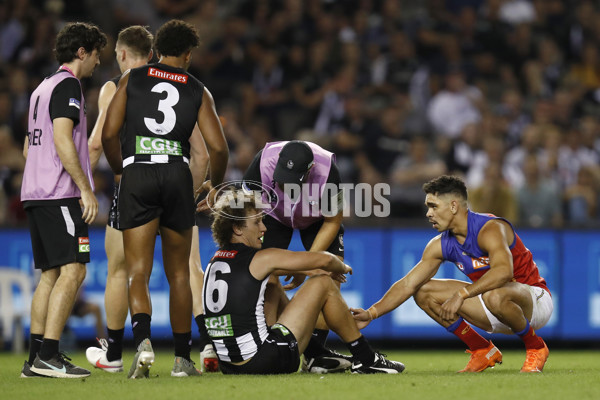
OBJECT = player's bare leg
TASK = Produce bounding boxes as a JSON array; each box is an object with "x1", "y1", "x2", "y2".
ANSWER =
[
  {"x1": 161, "y1": 225, "x2": 199, "y2": 377},
  {"x1": 123, "y1": 218, "x2": 159, "y2": 379},
  {"x1": 481, "y1": 282, "x2": 548, "y2": 373},
  {"x1": 105, "y1": 226, "x2": 128, "y2": 332},
  {"x1": 27, "y1": 269, "x2": 59, "y2": 368},
  {"x1": 44, "y1": 263, "x2": 87, "y2": 340},
  {"x1": 86, "y1": 226, "x2": 128, "y2": 373},
  {"x1": 189, "y1": 226, "x2": 217, "y2": 372},
  {"x1": 277, "y1": 275, "x2": 360, "y2": 353},
  {"x1": 30, "y1": 263, "x2": 91, "y2": 378},
  {"x1": 415, "y1": 279, "x2": 501, "y2": 372},
  {"x1": 278, "y1": 275, "x2": 404, "y2": 374}
]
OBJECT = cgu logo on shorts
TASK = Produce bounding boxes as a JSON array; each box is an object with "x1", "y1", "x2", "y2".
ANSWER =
[
  {"x1": 78, "y1": 237, "x2": 90, "y2": 253},
  {"x1": 135, "y1": 136, "x2": 182, "y2": 156}
]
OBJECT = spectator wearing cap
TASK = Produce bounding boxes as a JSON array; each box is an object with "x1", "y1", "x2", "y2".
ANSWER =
[{"x1": 242, "y1": 140, "x2": 352, "y2": 374}]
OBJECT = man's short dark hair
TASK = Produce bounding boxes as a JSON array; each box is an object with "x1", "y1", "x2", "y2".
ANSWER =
[
  {"x1": 117, "y1": 25, "x2": 153, "y2": 58},
  {"x1": 154, "y1": 20, "x2": 200, "y2": 57},
  {"x1": 423, "y1": 175, "x2": 468, "y2": 200},
  {"x1": 211, "y1": 190, "x2": 261, "y2": 249},
  {"x1": 54, "y1": 22, "x2": 107, "y2": 64}
]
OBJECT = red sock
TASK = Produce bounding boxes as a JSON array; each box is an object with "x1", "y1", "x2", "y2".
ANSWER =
[
  {"x1": 517, "y1": 325, "x2": 545, "y2": 350},
  {"x1": 448, "y1": 319, "x2": 489, "y2": 351}
]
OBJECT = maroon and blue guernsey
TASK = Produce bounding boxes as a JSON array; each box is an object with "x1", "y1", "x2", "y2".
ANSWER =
[
  {"x1": 21, "y1": 70, "x2": 93, "y2": 201},
  {"x1": 441, "y1": 210, "x2": 550, "y2": 294}
]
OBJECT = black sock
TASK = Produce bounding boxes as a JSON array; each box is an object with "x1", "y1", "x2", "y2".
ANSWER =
[
  {"x1": 303, "y1": 336, "x2": 328, "y2": 359},
  {"x1": 312, "y1": 329, "x2": 329, "y2": 346},
  {"x1": 346, "y1": 335, "x2": 375, "y2": 366},
  {"x1": 173, "y1": 331, "x2": 192, "y2": 361},
  {"x1": 131, "y1": 313, "x2": 151, "y2": 349},
  {"x1": 39, "y1": 339, "x2": 59, "y2": 361},
  {"x1": 195, "y1": 314, "x2": 210, "y2": 349},
  {"x1": 106, "y1": 328, "x2": 124, "y2": 361},
  {"x1": 28, "y1": 334, "x2": 43, "y2": 365}
]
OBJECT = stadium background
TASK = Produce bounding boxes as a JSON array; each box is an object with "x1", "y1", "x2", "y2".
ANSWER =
[{"x1": 1, "y1": 0, "x2": 600, "y2": 349}]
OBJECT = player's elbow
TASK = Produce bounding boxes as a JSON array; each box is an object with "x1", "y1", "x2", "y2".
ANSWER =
[
  {"x1": 321, "y1": 252, "x2": 339, "y2": 270},
  {"x1": 494, "y1": 268, "x2": 513, "y2": 285},
  {"x1": 89, "y1": 141, "x2": 102, "y2": 155},
  {"x1": 211, "y1": 143, "x2": 229, "y2": 160}
]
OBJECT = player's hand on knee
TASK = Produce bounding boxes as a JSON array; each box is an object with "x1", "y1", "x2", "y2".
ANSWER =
[
  {"x1": 283, "y1": 273, "x2": 307, "y2": 290},
  {"x1": 330, "y1": 271, "x2": 348, "y2": 284},
  {"x1": 440, "y1": 295, "x2": 463, "y2": 321}
]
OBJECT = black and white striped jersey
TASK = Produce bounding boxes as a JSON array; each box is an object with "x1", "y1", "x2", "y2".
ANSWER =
[
  {"x1": 202, "y1": 243, "x2": 269, "y2": 363},
  {"x1": 121, "y1": 63, "x2": 204, "y2": 167}
]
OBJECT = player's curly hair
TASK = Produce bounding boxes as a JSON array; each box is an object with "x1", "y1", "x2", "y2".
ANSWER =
[
  {"x1": 117, "y1": 25, "x2": 153, "y2": 58},
  {"x1": 54, "y1": 22, "x2": 107, "y2": 65},
  {"x1": 423, "y1": 175, "x2": 468, "y2": 200},
  {"x1": 211, "y1": 189, "x2": 262, "y2": 249},
  {"x1": 154, "y1": 19, "x2": 200, "y2": 58}
]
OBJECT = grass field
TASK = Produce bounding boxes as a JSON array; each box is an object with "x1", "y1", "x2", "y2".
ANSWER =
[{"x1": 2, "y1": 349, "x2": 599, "y2": 400}]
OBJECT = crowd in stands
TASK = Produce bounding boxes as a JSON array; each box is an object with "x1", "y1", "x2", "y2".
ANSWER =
[{"x1": 1, "y1": 0, "x2": 600, "y2": 227}]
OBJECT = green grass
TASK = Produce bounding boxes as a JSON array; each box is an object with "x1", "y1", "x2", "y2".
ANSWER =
[{"x1": 2, "y1": 349, "x2": 599, "y2": 400}]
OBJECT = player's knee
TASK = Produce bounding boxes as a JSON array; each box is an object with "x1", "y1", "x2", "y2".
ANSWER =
[
  {"x1": 481, "y1": 289, "x2": 504, "y2": 312},
  {"x1": 414, "y1": 281, "x2": 435, "y2": 307},
  {"x1": 307, "y1": 274, "x2": 332, "y2": 291},
  {"x1": 66, "y1": 264, "x2": 87, "y2": 286}
]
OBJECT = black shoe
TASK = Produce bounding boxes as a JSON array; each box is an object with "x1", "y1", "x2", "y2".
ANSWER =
[
  {"x1": 302, "y1": 349, "x2": 352, "y2": 374},
  {"x1": 30, "y1": 353, "x2": 91, "y2": 378},
  {"x1": 351, "y1": 352, "x2": 405, "y2": 374},
  {"x1": 20, "y1": 361, "x2": 46, "y2": 378}
]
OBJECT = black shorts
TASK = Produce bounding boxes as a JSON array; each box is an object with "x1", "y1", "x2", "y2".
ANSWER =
[
  {"x1": 261, "y1": 215, "x2": 345, "y2": 257},
  {"x1": 24, "y1": 198, "x2": 90, "y2": 270},
  {"x1": 119, "y1": 162, "x2": 195, "y2": 231},
  {"x1": 220, "y1": 324, "x2": 300, "y2": 375},
  {"x1": 108, "y1": 181, "x2": 120, "y2": 230}
]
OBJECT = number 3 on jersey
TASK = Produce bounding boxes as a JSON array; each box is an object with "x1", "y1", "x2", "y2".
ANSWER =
[
  {"x1": 204, "y1": 261, "x2": 231, "y2": 313},
  {"x1": 144, "y1": 82, "x2": 179, "y2": 135}
]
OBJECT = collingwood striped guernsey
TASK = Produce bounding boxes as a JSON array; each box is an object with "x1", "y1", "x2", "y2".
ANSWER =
[
  {"x1": 202, "y1": 243, "x2": 269, "y2": 363},
  {"x1": 121, "y1": 63, "x2": 204, "y2": 167}
]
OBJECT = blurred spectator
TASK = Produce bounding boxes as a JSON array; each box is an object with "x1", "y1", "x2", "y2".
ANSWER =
[
  {"x1": 313, "y1": 66, "x2": 356, "y2": 136},
  {"x1": 469, "y1": 162, "x2": 518, "y2": 221},
  {"x1": 579, "y1": 115, "x2": 600, "y2": 157},
  {"x1": 564, "y1": 164, "x2": 600, "y2": 225},
  {"x1": 516, "y1": 154, "x2": 563, "y2": 228},
  {"x1": 389, "y1": 135, "x2": 446, "y2": 218},
  {"x1": 498, "y1": 0, "x2": 536, "y2": 25},
  {"x1": 504, "y1": 124, "x2": 542, "y2": 189},
  {"x1": 241, "y1": 45, "x2": 289, "y2": 132},
  {"x1": 427, "y1": 68, "x2": 483, "y2": 140},
  {"x1": 495, "y1": 87, "x2": 531, "y2": 149},
  {"x1": 438, "y1": 122, "x2": 481, "y2": 176},
  {"x1": 557, "y1": 125, "x2": 599, "y2": 189},
  {"x1": 466, "y1": 134, "x2": 521, "y2": 189},
  {"x1": 2, "y1": 0, "x2": 600, "y2": 226},
  {"x1": 330, "y1": 93, "x2": 371, "y2": 183},
  {"x1": 361, "y1": 105, "x2": 409, "y2": 179},
  {"x1": 225, "y1": 140, "x2": 257, "y2": 183}
]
